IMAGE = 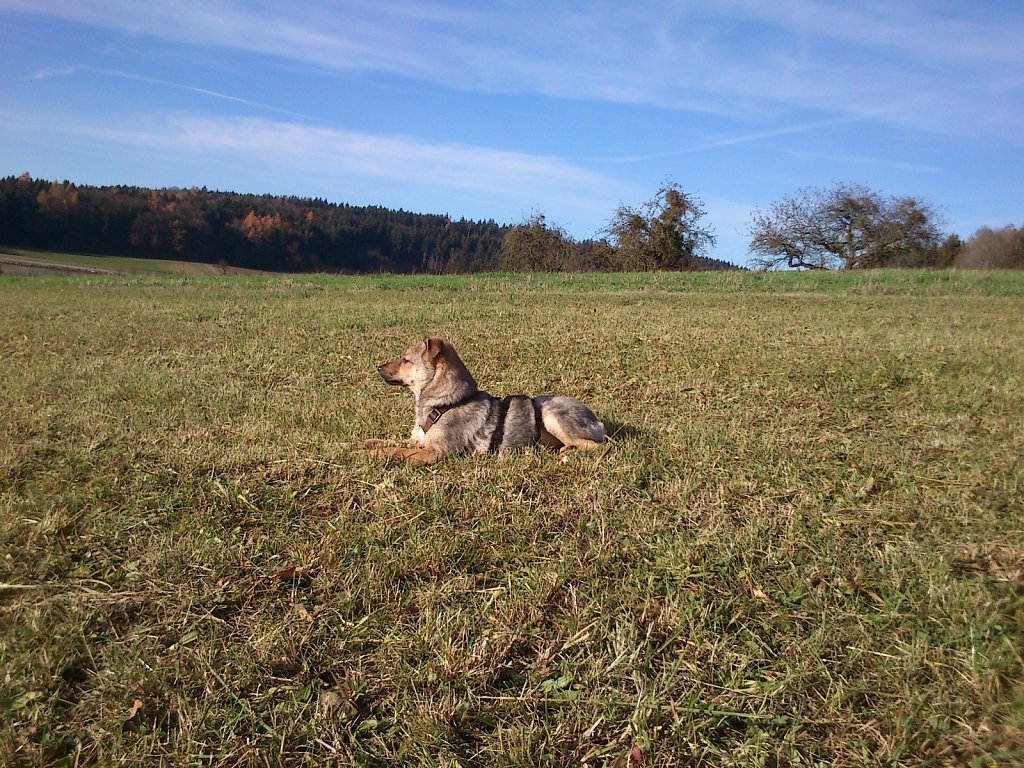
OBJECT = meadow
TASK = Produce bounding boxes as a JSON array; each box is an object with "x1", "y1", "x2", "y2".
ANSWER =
[{"x1": 1, "y1": 269, "x2": 1022, "y2": 766}]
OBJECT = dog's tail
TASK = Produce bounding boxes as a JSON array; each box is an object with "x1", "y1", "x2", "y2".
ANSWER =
[{"x1": 534, "y1": 396, "x2": 607, "y2": 449}]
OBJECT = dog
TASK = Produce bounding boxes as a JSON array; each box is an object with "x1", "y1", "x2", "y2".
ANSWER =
[{"x1": 368, "y1": 337, "x2": 607, "y2": 464}]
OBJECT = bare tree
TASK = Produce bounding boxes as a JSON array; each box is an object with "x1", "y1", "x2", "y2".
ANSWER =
[{"x1": 748, "y1": 183, "x2": 946, "y2": 270}]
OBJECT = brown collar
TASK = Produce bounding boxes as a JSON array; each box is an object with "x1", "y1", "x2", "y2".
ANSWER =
[{"x1": 421, "y1": 392, "x2": 479, "y2": 433}]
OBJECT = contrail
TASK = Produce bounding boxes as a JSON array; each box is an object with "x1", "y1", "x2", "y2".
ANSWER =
[
  {"x1": 29, "y1": 64, "x2": 324, "y2": 123},
  {"x1": 596, "y1": 117, "x2": 861, "y2": 164}
]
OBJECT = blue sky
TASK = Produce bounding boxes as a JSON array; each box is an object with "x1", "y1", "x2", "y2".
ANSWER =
[{"x1": 2, "y1": 1, "x2": 1022, "y2": 265}]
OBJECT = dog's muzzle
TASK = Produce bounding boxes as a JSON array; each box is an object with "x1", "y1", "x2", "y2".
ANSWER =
[{"x1": 377, "y1": 363, "x2": 403, "y2": 385}]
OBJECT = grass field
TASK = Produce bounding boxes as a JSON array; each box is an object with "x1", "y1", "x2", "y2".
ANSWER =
[{"x1": 1, "y1": 270, "x2": 1022, "y2": 766}]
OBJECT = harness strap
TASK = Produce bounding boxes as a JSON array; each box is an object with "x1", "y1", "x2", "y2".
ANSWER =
[
  {"x1": 421, "y1": 391, "x2": 479, "y2": 433},
  {"x1": 487, "y1": 395, "x2": 540, "y2": 452},
  {"x1": 488, "y1": 396, "x2": 513, "y2": 452}
]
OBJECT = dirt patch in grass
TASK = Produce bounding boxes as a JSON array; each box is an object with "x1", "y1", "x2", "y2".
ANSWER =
[
  {"x1": 0, "y1": 255, "x2": 123, "y2": 276},
  {"x1": 0, "y1": 249, "x2": 271, "y2": 276}
]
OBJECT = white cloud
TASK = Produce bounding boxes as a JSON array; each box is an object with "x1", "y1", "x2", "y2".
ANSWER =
[
  {"x1": 224, "y1": 117, "x2": 567, "y2": 184},
  {"x1": 71, "y1": 113, "x2": 613, "y2": 206},
  {"x1": 5, "y1": 1, "x2": 1023, "y2": 140}
]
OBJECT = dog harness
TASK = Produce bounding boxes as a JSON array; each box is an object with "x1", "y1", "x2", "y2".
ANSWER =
[
  {"x1": 420, "y1": 391, "x2": 481, "y2": 434},
  {"x1": 422, "y1": 393, "x2": 543, "y2": 451},
  {"x1": 487, "y1": 395, "x2": 542, "y2": 452}
]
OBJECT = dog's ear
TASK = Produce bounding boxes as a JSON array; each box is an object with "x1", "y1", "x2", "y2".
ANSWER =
[{"x1": 422, "y1": 337, "x2": 445, "y2": 365}]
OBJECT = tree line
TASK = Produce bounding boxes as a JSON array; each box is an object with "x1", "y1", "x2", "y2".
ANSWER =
[
  {"x1": 515, "y1": 182, "x2": 1023, "y2": 271},
  {"x1": 2, "y1": 173, "x2": 1020, "y2": 272},
  {"x1": 0, "y1": 174, "x2": 503, "y2": 273},
  {"x1": 0, "y1": 174, "x2": 736, "y2": 273},
  {"x1": 498, "y1": 184, "x2": 731, "y2": 272}
]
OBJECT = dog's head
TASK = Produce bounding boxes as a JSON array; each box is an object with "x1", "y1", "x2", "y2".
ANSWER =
[{"x1": 377, "y1": 337, "x2": 448, "y2": 393}]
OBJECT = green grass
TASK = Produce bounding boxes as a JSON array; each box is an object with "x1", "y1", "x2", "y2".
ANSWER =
[
  {"x1": 1, "y1": 270, "x2": 1022, "y2": 766},
  {"x1": 300, "y1": 268, "x2": 1024, "y2": 297}
]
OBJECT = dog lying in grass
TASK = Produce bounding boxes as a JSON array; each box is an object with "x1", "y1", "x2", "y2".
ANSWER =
[{"x1": 366, "y1": 337, "x2": 607, "y2": 465}]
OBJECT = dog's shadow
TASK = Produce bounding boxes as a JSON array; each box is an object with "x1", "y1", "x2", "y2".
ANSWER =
[{"x1": 603, "y1": 419, "x2": 644, "y2": 443}]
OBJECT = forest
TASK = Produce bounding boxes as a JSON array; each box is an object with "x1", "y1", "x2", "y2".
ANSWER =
[
  {"x1": 0, "y1": 174, "x2": 740, "y2": 274},
  {"x1": 0, "y1": 174, "x2": 512, "y2": 273}
]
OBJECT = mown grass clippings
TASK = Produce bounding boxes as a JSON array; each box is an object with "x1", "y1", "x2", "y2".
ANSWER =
[{"x1": 1, "y1": 270, "x2": 1022, "y2": 766}]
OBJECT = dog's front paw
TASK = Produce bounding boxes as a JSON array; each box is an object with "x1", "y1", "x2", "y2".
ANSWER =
[
  {"x1": 371, "y1": 446, "x2": 440, "y2": 465},
  {"x1": 357, "y1": 438, "x2": 395, "y2": 449}
]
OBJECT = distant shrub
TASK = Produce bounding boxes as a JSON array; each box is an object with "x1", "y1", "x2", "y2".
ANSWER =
[{"x1": 956, "y1": 225, "x2": 1024, "y2": 269}]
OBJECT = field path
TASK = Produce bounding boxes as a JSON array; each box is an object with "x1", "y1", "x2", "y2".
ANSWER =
[{"x1": 0, "y1": 254, "x2": 124, "y2": 275}]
